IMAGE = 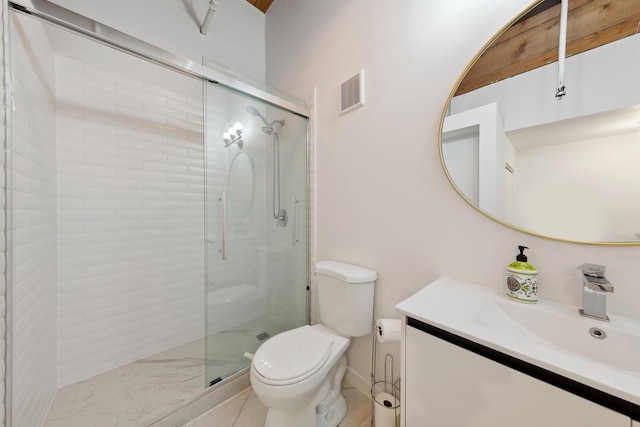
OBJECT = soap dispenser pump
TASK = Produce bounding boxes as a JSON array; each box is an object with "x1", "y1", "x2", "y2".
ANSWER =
[{"x1": 506, "y1": 246, "x2": 538, "y2": 303}]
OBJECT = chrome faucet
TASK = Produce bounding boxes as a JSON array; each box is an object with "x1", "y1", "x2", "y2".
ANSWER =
[{"x1": 577, "y1": 264, "x2": 613, "y2": 322}]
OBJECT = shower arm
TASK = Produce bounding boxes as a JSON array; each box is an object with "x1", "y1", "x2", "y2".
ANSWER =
[
  {"x1": 556, "y1": 0, "x2": 568, "y2": 99},
  {"x1": 200, "y1": 0, "x2": 220, "y2": 36}
]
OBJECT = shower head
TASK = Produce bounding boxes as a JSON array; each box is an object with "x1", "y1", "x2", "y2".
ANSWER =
[
  {"x1": 246, "y1": 106, "x2": 271, "y2": 128},
  {"x1": 246, "y1": 105, "x2": 284, "y2": 135}
]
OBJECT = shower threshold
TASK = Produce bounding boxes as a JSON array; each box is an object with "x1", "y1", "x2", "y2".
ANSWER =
[{"x1": 42, "y1": 316, "x2": 277, "y2": 427}]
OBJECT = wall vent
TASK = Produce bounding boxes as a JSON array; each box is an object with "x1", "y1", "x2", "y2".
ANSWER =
[{"x1": 340, "y1": 69, "x2": 364, "y2": 115}]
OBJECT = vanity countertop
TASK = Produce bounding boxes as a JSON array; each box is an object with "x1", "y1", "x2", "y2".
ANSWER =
[{"x1": 395, "y1": 277, "x2": 640, "y2": 409}]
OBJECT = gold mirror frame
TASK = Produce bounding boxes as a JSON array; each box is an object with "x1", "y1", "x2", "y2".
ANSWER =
[{"x1": 438, "y1": 0, "x2": 640, "y2": 247}]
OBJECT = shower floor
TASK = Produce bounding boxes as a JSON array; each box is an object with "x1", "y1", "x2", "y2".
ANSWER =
[{"x1": 43, "y1": 316, "x2": 277, "y2": 427}]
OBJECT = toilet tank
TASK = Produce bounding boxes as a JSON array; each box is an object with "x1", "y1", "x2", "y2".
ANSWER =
[{"x1": 316, "y1": 260, "x2": 377, "y2": 337}]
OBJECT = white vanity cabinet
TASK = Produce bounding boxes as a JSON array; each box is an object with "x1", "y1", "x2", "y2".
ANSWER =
[{"x1": 403, "y1": 324, "x2": 630, "y2": 427}]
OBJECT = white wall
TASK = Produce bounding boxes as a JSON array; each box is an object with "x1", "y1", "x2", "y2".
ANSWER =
[
  {"x1": 10, "y1": 12, "x2": 58, "y2": 427},
  {"x1": 43, "y1": 0, "x2": 266, "y2": 83},
  {"x1": 442, "y1": 126, "x2": 479, "y2": 205},
  {"x1": 265, "y1": 0, "x2": 640, "y2": 392},
  {"x1": 515, "y1": 133, "x2": 640, "y2": 242},
  {"x1": 442, "y1": 103, "x2": 509, "y2": 221}
]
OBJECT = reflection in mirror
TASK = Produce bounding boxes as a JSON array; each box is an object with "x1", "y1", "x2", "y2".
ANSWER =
[
  {"x1": 441, "y1": 0, "x2": 640, "y2": 244},
  {"x1": 226, "y1": 152, "x2": 254, "y2": 218}
]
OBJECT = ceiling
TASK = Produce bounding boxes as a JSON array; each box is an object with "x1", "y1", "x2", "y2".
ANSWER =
[
  {"x1": 246, "y1": 0, "x2": 274, "y2": 13},
  {"x1": 507, "y1": 105, "x2": 640, "y2": 150},
  {"x1": 453, "y1": 0, "x2": 640, "y2": 150},
  {"x1": 456, "y1": 0, "x2": 640, "y2": 95}
]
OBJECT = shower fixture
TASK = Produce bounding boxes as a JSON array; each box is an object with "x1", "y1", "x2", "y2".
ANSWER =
[
  {"x1": 555, "y1": 0, "x2": 568, "y2": 100},
  {"x1": 200, "y1": 0, "x2": 220, "y2": 36},
  {"x1": 223, "y1": 121, "x2": 243, "y2": 147},
  {"x1": 246, "y1": 106, "x2": 285, "y2": 135},
  {"x1": 246, "y1": 105, "x2": 288, "y2": 227}
]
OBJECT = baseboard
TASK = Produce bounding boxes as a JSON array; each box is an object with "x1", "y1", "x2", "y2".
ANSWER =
[{"x1": 344, "y1": 367, "x2": 371, "y2": 398}]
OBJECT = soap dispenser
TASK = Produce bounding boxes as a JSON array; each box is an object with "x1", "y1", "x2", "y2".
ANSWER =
[{"x1": 506, "y1": 246, "x2": 538, "y2": 303}]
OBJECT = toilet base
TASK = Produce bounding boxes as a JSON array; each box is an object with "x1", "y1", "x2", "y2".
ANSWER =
[
  {"x1": 263, "y1": 386, "x2": 347, "y2": 427},
  {"x1": 316, "y1": 355, "x2": 348, "y2": 426},
  {"x1": 260, "y1": 355, "x2": 348, "y2": 427},
  {"x1": 264, "y1": 406, "x2": 317, "y2": 427},
  {"x1": 316, "y1": 394, "x2": 347, "y2": 427}
]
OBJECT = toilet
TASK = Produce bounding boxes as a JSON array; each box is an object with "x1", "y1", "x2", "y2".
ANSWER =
[{"x1": 250, "y1": 260, "x2": 377, "y2": 427}]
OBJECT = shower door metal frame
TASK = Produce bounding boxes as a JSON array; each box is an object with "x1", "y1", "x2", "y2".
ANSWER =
[
  {"x1": 6, "y1": 0, "x2": 309, "y2": 118},
  {"x1": 2, "y1": 1, "x2": 14, "y2": 425}
]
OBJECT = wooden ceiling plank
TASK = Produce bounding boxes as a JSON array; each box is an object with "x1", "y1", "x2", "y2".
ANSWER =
[
  {"x1": 457, "y1": 20, "x2": 639, "y2": 95},
  {"x1": 500, "y1": 0, "x2": 592, "y2": 45},
  {"x1": 488, "y1": 0, "x2": 625, "y2": 59},
  {"x1": 252, "y1": 0, "x2": 272, "y2": 13},
  {"x1": 456, "y1": 0, "x2": 640, "y2": 95}
]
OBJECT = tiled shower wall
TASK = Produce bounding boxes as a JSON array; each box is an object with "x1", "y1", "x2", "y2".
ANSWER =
[
  {"x1": 1, "y1": 5, "x2": 5, "y2": 427},
  {"x1": 55, "y1": 49, "x2": 206, "y2": 387},
  {"x1": 204, "y1": 86, "x2": 268, "y2": 335},
  {"x1": 10, "y1": 13, "x2": 58, "y2": 427},
  {"x1": 265, "y1": 113, "x2": 309, "y2": 332},
  {"x1": 204, "y1": 84, "x2": 309, "y2": 337}
]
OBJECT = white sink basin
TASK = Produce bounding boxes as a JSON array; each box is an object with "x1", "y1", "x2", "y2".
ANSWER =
[
  {"x1": 476, "y1": 296, "x2": 640, "y2": 376},
  {"x1": 395, "y1": 277, "x2": 640, "y2": 406}
]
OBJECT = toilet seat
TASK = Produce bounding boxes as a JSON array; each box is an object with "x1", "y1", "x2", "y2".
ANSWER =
[{"x1": 253, "y1": 325, "x2": 333, "y2": 385}]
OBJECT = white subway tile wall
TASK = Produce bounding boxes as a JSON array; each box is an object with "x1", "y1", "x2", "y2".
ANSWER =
[
  {"x1": 1, "y1": 5, "x2": 6, "y2": 427},
  {"x1": 204, "y1": 88, "x2": 267, "y2": 335},
  {"x1": 10, "y1": 13, "x2": 58, "y2": 427},
  {"x1": 55, "y1": 51, "x2": 206, "y2": 387},
  {"x1": 204, "y1": 86, "x2": 310, "y2": 341},
  {"x1": 203, "y1": 87, "x2": 309, "y2": 341},
  {"x1": 264, "y1": 113, "x2": 309, "y2": 331}
]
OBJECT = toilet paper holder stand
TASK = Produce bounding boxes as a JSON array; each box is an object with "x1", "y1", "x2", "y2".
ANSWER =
[{"x1": 370, "y1": 330, "x2": 400, "y2": 427}]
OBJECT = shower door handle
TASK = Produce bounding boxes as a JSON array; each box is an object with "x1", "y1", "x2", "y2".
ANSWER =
[
  {"x1": 221, "y1": 190, "x2": 228, "y2": 260},
  {"x1": 292, "y1": 194, "x2": 299, "y2": 246}
]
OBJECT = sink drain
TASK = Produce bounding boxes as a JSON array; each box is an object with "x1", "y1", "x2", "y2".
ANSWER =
[{"x1": 589, "y1": 327, "x2": 606, "y2": 340}]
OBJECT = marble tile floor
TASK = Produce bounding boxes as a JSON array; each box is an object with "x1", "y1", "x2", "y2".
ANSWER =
[
  {"x1": 204, "y1": 316, "x2": 285, "y2": 385},
  {"x1": 43, "y1": 316, "x2": 277, "y2": 427},
  {"x1": 184, "y1": 383, "x2": 372, "y2": 427}
]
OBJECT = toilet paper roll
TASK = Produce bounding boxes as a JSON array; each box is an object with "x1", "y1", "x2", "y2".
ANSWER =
[
  {"x1": 376, "y1": 318, "x2": 401, "y2": 344},
  {"x1": 374, "y1": 391, "x2": 400, "y2": 427}
]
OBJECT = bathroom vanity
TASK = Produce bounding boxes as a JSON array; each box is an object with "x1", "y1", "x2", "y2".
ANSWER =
[{"x1": 396, "y1": 278, "x2": 640, "y2": 427}]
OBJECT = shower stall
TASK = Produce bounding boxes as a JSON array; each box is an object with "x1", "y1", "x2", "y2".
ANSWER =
[{"x1": 4, "y1": 2, "x2": 309, "y2": 426}]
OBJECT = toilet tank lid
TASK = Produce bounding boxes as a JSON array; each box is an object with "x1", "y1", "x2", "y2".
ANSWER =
[{"x1": 316, "y1": 260, "x2": 377, "y2": 283}]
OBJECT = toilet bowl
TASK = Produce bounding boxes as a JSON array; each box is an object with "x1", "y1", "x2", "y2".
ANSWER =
[
  {"x1": 250, "y1": 260, "x2": 377, "y2": 427},
  {"x1": 250, "y1": 324, "x2": 349, "y2": 427}
]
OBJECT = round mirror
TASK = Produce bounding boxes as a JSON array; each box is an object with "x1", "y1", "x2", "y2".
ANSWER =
[
  {"x1": 440, "y1": 0, "x2": 640, "y2": 245},
  {"x1": 226, "y1": 152, "x2": 254, "y2": 218}
]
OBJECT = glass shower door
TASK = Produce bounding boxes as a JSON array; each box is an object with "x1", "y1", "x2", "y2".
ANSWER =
[{"x1": 204, "y1": 82, "x2": 308, "y2": 386}]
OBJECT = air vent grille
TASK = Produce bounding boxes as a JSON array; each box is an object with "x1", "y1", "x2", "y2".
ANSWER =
[{"x1": 340, "y1": 69, "x2": 364, "y2": 115}]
